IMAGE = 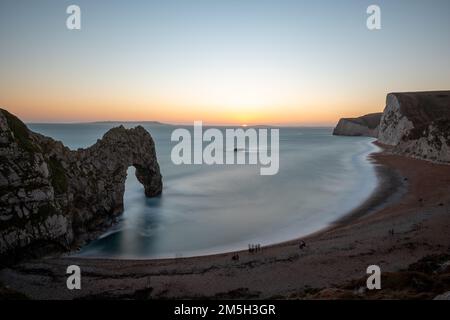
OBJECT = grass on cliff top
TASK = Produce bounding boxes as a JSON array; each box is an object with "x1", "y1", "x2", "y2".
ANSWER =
[
  {"x1": 2, "y1": 109, "x2": 68, "y2": 194},
  {"x1": 2, "y1": 109, "x2": 38, "y2": 153}
]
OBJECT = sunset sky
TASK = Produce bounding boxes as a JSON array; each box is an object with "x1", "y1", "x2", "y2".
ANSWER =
[{"x1": 1, "y1": 0, "x2": 450, "y2": 125}]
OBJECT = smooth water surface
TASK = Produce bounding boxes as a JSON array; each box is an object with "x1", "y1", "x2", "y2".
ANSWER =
[{"x1": 28, "y1": 123, "x2": 378, "y2": 259}]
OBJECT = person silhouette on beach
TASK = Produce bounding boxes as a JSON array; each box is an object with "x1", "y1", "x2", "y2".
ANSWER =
[{"x1": 299, "y1": 240, "x2": 306, "y2": 249}]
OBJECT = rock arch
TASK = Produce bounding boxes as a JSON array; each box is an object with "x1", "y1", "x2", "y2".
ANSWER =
[{"x1": 0, "y1": 109, "x2": 162, "y2": 261}]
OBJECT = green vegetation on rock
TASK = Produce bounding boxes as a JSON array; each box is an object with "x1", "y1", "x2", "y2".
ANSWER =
[{"x1": 1, "y1": 109, "x2": 38, "y2": 153}]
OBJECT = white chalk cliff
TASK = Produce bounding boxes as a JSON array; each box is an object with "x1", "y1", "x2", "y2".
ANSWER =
[
  {"x1": 378, "y1": 91, "x2": 450, "y2": 163},
  {"x1": 334, "y1": 91, "x2": 450, "y2": 164}
]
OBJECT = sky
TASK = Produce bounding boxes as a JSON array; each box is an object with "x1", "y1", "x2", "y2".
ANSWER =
[{"x1": 1, "y1": 0, "x2": 450, "y2": 125}]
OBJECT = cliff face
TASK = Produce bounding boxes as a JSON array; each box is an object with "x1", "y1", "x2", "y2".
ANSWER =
[
  {"x1": 378, "y1": 92, "x2": 450, "y2": 163},
  {"x1": 333, "y1": 113, "x2": 382, "y2": 137},
  {"x1": 333, "y1": 91, "x2": 450, "y2": 164},
  {"x1": 0, "y1": 109, "x2": 162, "y2": 261}
]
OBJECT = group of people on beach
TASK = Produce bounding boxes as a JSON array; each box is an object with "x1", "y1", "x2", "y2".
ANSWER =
[
  {"x1": 231, "y1": 243, "x2": 262, "y2": 261},
  {"x1": 232, "y1": 240, "x2": 307, "y2": 262},
  {"x1": 248, "y1": 243, "x2": 261, "y2": 253}
]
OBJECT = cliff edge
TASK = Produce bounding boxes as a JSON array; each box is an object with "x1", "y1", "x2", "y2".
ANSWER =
[
  {"x1": 0, "y1": 109, "x2": 162, "y2": 262},
  {"x1": 378, "y1": 91, "x2": 450, "y2": 163},
  {"x1": 333, "y1": 113, "x2": 382, "y2": 137}
]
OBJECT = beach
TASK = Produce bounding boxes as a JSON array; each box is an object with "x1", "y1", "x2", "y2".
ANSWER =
[
  {"x1": 29, "y1": 124, "x2": 379, "y2": 260},
  {"x1": 2, "y1": 0, "x2": 450, "y2": 307},
  {"x1": 2, "y1": 145, "x2": 450, "y2": 299}
]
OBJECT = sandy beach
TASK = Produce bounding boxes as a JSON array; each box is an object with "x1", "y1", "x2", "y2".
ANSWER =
[
  {"x1": 1, "y1": 145, "x2": 450, "y2": 300},
  {"x1": 2, "y1": 0, "x2": 450, "y2": 306}
]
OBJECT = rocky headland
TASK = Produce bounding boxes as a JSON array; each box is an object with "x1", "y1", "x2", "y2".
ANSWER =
[
  {"x1": 334, "y1": 91, "x2": 450, "y2": 164},
  {"x1": 332, "y1": 112, "x2": 382, "y2": 137},
  {"x1": 378, "y1": 91, "x2": 450, "y2": 163},
  {"x1": 0, "y1": 109, "x2": 162, "y2": 263}
]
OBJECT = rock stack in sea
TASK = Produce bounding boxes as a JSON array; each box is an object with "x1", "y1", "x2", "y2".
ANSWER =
[{"x1": 0, "y1": 108, "x2": 162, "y2": 262}]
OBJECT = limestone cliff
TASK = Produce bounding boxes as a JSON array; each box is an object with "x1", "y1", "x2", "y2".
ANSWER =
[
  {"x1": 0, "y1": 109, "x2": 162, "y2": 261},
  {"x1": 333, "y1": 113, "x2": 382, "y2": 137},
  {"x1": 378, "y1": 91, "x2": 450, "y2": 163}
]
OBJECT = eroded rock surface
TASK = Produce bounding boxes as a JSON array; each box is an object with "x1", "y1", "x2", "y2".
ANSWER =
[
  {"x1": 0, "y1": 108, "x2": 162, "y2": 261},
  {"x1": 333, "y1": 113, "x2": 382, "y2": 137},
  {"x1": 378, "y1": 91, "x2": 450, "y2": 163}
]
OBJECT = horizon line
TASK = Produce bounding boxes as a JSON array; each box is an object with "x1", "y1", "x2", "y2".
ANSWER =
[{"x1": 25, "y1": 120, "x2": 336, "y2": 128}]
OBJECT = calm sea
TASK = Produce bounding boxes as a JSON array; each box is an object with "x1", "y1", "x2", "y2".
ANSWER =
[{"x1": 28, "y1": 123, "x2": 378, "y2": 259}]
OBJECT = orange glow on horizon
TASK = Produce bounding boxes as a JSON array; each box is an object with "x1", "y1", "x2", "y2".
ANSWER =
[
  {"x1": 0, "y1": 62, "x2": 386, "y2": 126},
  {"x1": 0, "y1": 100, "x2": 381, "y2": 126},
  {"x1": 1, "y1": 0, "x2": 449, "y2": 128},
  {"x1": 0, "y1": 95, "x2": 382, "y2": 126},
  {"x1": 0, "y1": 82, "x2": 383, "y2": 126}
]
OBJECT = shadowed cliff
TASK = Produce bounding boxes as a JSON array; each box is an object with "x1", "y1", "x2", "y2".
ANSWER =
[
  {"x1": 333, "y1": 113, "x2": 382, "y2": 137},
  {"x1": 333, "y1": 91, "x2": 450, "y2": 164},
  {"x1": 0, "y1": 108, "x2": 162, "y2": 262},
  {"x1": 378, "y1": 91, "x2": 450, "y2": 163}
]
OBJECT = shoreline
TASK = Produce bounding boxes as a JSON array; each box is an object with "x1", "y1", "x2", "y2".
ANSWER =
[
  {"x1": 1, "y1": 149, "x2": 450, "y2": 299},
  {"x1": 323, "y1": 142, "x2": 407, "y2": 230},
  {"x1": 72, "y1": 139, "x2": 388, "y2": 261}
]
